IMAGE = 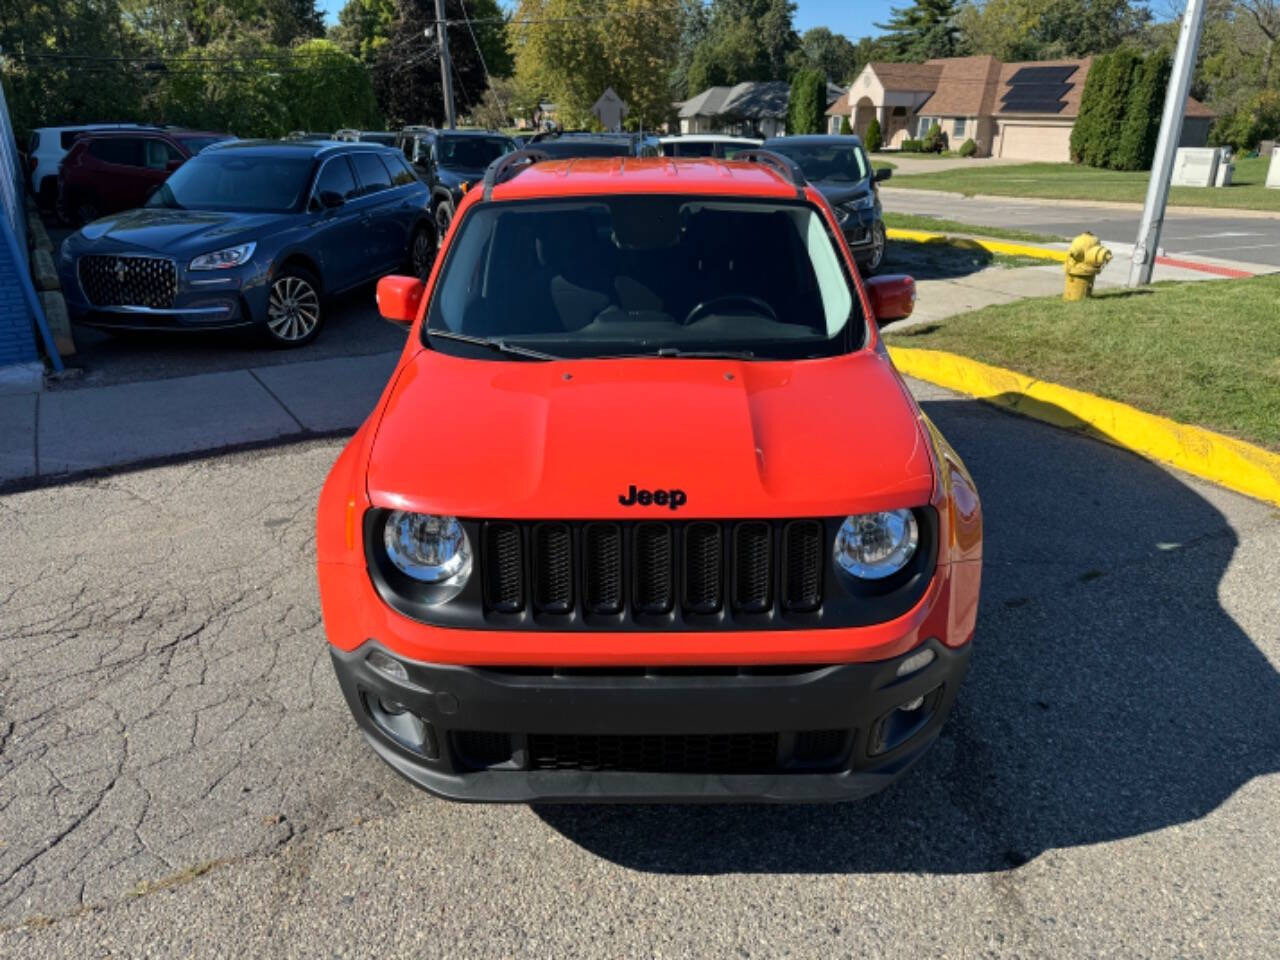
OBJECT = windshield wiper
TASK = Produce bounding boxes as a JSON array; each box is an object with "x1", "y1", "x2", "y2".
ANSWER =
[
  {"x1": 591, "y1": 348, "x2": 758, "y2": 361},
  {"x1": 426, "y1": 328, "x2": 562, "y2": 361}
]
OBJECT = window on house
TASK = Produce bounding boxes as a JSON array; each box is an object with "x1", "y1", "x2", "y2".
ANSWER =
[
  {"x1": 954, "y1": 117, "x2": 967, "y2": 138},
  {"x1": 917, "y1": 116, "x2": 933, "y2": 138}
]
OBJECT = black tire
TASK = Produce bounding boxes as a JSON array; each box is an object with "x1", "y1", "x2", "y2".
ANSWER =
[
  {"x1": 859, "y1": 220, "x2": 887, "y2": 276},
  {"x1": 434, "y1": 200, "x2": 455, "y2": 238},
  {"x1": 406, "y1": 223, "x2": 437, "y2": 279},
  {"x1": 262, "y1": 265, "x2": 324, "y2": 348}
]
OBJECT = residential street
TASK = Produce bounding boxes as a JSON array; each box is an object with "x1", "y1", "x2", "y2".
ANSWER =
[
  {"x1": 2, "y1": 379, "x2": 1278, "y2": 957},
  {"x1": 882, "y1": 186, "x2": 1280, "y2": 267}
]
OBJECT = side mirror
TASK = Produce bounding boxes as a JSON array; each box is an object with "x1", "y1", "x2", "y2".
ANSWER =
[
  {"x1": 874, "y1": 166, "x2": 892, "y2": 182},
  {"x1": 865, "y1": 274, "x2": 915, "y2": 324},
  {"x1": 376, "y1": 275, "x2": 425, "y2": 326},
  {"x1": 319, "y1": 190, "x2": 345, "y2": 209}
]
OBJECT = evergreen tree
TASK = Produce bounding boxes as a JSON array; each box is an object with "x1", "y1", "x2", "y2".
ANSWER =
[
  {"x1": 786, "y1": 67, "x2": 825, "y2": 134},
  {"x1": 864, "y1": 116, "x2": 882, "y2": 150},
  {"x1": 876, "y1": 0, "x2": 965, "y2": 61},
  {"x1": 1115, "y1": 51, "x2": 1171, "y2": 171}
]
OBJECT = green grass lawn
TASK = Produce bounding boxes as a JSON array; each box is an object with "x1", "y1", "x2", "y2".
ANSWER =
[
  {"x1": 889, "y1": 156, "x2": 1280, "y2": 212},
  {"x1": 884, "y1": 275, "x2": 1280, "y2": 450},
  {"x1": 883, "y1": 212, "x2": 1064, "y2": 244}
]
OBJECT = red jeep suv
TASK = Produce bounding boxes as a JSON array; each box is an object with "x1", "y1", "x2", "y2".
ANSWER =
[
  {"x1": 317, "y1": 150, "x2": 982, "y2": 803},
  {"x1": 56, "y1": 128, "x2": 231, "y2": 224}
]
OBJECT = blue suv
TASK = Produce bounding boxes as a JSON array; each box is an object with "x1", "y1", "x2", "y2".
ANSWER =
[
  {"x1": 58, "y1": 140, "x2": 435, "y2": 347},
  {"x1": 762, "y1": 135, "x2": 891, "y2": 274}
]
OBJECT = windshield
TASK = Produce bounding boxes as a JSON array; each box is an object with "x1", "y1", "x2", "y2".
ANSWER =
[
  {"x1": 147, "y1": 153, "x2": 314, "y2": 212},
  {"x1": 424, "y1": 196, "x2": 862, "y2": 361},
  {"x1": 767, "y1": 143, "x2": 868, "y2": 184},
  {"x1": 178, "y1": 135, "x2": 232, "y2": 154},
  {"x1": 534, "y1": 139, "x2": 633, "y2": 158},
  {"x1": 437, "y1": 136, "x2": 514, "y2": 169}
]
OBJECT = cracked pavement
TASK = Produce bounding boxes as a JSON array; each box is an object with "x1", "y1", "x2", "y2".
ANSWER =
[{"x1": 1, "y1": 383, "x2": 1278, "y2": 957}]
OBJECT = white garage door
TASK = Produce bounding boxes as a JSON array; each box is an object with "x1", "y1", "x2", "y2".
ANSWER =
[{"x1": 998, "y1": 123, "x2": 1073, "y2": 162}]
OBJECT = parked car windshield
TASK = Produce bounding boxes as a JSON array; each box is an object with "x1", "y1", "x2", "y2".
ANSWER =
[
  {"x1": 177, "y1": 135, "x2": 232, "y2": 154},
  {"x1": 425, "y1": 196, "x2": 863, "y2": 360},
  {"x1": 146, "y1": 153, "x2": 315, "y2": 212},
  {"x1": 766, "y1": 142, "x2": 868, "y2": 183},
  {"x1": 436, "y1": 136, "x2": 514, "y2": 169},
  {"x1": 532, "y1": 139, "x2": 634, "y2": 158}
]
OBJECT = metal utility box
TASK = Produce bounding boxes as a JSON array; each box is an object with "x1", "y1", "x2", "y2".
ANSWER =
[
  {"x1": 1267, "y1": 146, "x2": 1280, "y2": 189},
  {"x1": 1170, "y1": 147, "x2": 1219, "y2": 187}
]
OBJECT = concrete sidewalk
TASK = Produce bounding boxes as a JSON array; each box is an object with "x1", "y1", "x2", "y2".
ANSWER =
[{"x1": 0, "y1": 351, "x2": 399, "y2": 486}]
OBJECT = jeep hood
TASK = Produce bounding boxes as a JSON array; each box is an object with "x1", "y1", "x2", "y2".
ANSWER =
[{"x1": 366, "y1": 349, "x2": 934, "y2": 519}]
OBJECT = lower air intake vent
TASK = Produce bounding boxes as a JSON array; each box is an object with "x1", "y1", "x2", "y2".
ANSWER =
[{"x1": 526, "y1": 732, "x2": 779, "y2": 773}]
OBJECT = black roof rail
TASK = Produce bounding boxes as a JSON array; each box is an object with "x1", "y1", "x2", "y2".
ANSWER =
[
  {"x1": 482, "y1": 148, "x2": 553, "y2": 200},
  {"x1": 731, "y1": 149, "x2": 807, "y2": 196}
]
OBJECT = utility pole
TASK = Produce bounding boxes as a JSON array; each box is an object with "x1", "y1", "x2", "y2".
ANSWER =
[
  {"x1": 1128, "y1": 0, "x2": 1208, "y2": 286},
  {"x1": 433, "y1": 0, "x2": 456, "y2": 129}
]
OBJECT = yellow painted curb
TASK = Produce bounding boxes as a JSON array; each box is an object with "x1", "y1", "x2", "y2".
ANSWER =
[
  {"x1": 886, "y1": 227, "x2": 1068, "y2": 263},
  {"x1": 887, "y1": 345, "x2": 1280, "y2": 508}
]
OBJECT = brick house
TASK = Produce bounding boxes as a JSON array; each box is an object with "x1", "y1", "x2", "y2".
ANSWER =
[{"x1": 826, "y1": 56, "x2": 1216, "y2": 161}]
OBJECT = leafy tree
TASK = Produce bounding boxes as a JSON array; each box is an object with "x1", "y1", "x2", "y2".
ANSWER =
[
  {"x1": 513, "y1": 0, "x2": 680, "y2": 129},
  {"x1": 684, "y1": 0, "x2": 798, "y2": 92},
  {"x1": 788, "y1": 27, "x2": 858, "y2": 82},
  {"x1": 1212, "y1": 88, "x2": 1280, "y2": 149},
  {"x1": 864, "y1": 115, "x2": 882, "y2": 150},
  {"x1": 672, "y1": 0, "x2": 711, "y2": 98},
  {"x1": 785, "y1": 67, "x2": 824, "y2": 134},
  {"x1": 332, "y1": 0, "x2": 397, "y2": 62},
  {"x1": 876, "y1": 0, "x2": 966, "y2": 61},
  {"x1": 955, "y1": 0, "x2": 1151, "y2": 60},
  {"x1": 282, "y1": 39, "x2": 380, "y2": 131}
]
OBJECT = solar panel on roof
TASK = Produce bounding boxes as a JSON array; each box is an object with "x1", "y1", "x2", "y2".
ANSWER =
[
  {"x1": 1000, "y1": 98, "x2": 1069, "y2": 114},
  {"x1": 1007, "y1": 65, "x2": 1077, "y2": 85}
]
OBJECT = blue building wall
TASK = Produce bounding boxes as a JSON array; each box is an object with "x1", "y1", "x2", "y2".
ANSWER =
[{"x1": 0, "y1": 79, "x2": 40, "y2": 368}]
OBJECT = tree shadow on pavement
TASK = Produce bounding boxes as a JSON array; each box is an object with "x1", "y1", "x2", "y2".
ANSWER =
[
  {"x1": 534, "y1": 396, "x2": 1280, "y2": 874},
  {"x1": 880, "y1": 238, "x2": 996, "y2": 280}
]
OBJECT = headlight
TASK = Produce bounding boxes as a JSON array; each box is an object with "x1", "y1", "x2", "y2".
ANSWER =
[
  {"x1": 833, "y1": 509, "x2": 918, "y2": 579},
  {"x1": 189, "y1": 242, "x2": 256, "y2": 271},
  {"x1": 383, "y1": 512, "x2": 472, "y2": 599},
  {"x1": 839, "y1": 194, "x2": 876, "y2": 216}
]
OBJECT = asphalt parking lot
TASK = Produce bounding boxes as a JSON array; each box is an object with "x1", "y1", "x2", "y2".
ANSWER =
[{"x1": 2, "y1": 378, "x2": 1277, "y2": 957}]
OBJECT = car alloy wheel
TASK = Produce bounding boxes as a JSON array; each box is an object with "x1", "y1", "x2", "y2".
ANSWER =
[
  {"x1": 266, "y1": 273, "x2": 321, "y2": 345},
  {"x1": 864, "y1": 221, "x2": 886, "y2": 274}
]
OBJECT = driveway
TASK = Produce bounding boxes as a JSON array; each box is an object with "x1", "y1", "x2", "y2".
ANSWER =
[
  {"x1": 882, "y1": 187, "x2": 1280, "y2": 268},
  {"x1": 2, "y1": 380, "x2": 1278, "y2": 956}
]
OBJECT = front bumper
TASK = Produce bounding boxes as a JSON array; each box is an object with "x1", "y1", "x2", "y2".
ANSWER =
[
  {"x1": 57, "y1": 250, "x2": 268, "y2": 332},
  {"x1": 331, "y1": 636, "x2": 970, "y2": 803}
]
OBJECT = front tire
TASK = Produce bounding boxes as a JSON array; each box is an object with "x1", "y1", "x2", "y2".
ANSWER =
[
  {"x1": 407, "y1": 223, "x2": 436, "y2": 279},
  {"x1": 263, "y1": 266, "x2": 323, "y2": 348},
  {"x1": 434, "y1": 200, "x2": 454, "y2": 239},
  {"x1": 860, "y1": 220, "x2": 886, "y2": 275}
]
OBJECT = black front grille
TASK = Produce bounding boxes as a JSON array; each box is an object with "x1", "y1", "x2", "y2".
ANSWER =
[
  {"x1": 479, "y1": 518, "x2": 827, "y2": 625},
  {"x1": 452, "y1": 728, "x2": 852, "y2": 774},
  {"x1": 78, "y1": 255, "x2": 176, "y2": 308}
]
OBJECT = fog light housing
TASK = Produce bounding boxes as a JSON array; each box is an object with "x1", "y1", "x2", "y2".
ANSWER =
[
  {"x1": 868, "y1": 685, "x2": 944, "y2": 756},
  {"x1": 366, "y1": 694, "x2": 439, "y2": 759}
]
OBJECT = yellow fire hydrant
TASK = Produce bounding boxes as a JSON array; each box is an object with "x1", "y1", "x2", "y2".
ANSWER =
[{"x1": 1063, "y1": 232, "x2": 1112, "y2": 301}]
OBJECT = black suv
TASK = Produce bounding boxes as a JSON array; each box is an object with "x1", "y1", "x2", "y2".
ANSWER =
[
  {"x1": 762, "y1": 135, "x2": 891, "y2": 274},
  {"x1": 527, "y1": 130, "x2": 661, "y2": 159},
  {"x1": 395, "y1": 127, "x2": 517, "y2": 235}
]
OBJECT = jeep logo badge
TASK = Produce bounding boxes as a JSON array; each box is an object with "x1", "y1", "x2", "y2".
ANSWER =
[{"x1": 618, "y1": 485, "x2": 687, "y2": 510}]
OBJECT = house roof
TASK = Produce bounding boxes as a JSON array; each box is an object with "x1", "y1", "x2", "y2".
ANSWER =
[
  {"x1": 989, "y1": 58, "x2": 1092, "y2": 117},
  {"x1": 679, "y1": 81, "x2": 846, "y2": 121},
  {"x1": 919, "y1": 56, "x2": 1003, "y2": 116},
  {"x1": 868, "y1": 62, "x2": 945, "y2": 93}
]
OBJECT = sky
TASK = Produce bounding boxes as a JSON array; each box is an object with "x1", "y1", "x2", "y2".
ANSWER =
[{"x1": 317, "y1": 1, "x2": 899, "y2": 40}]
